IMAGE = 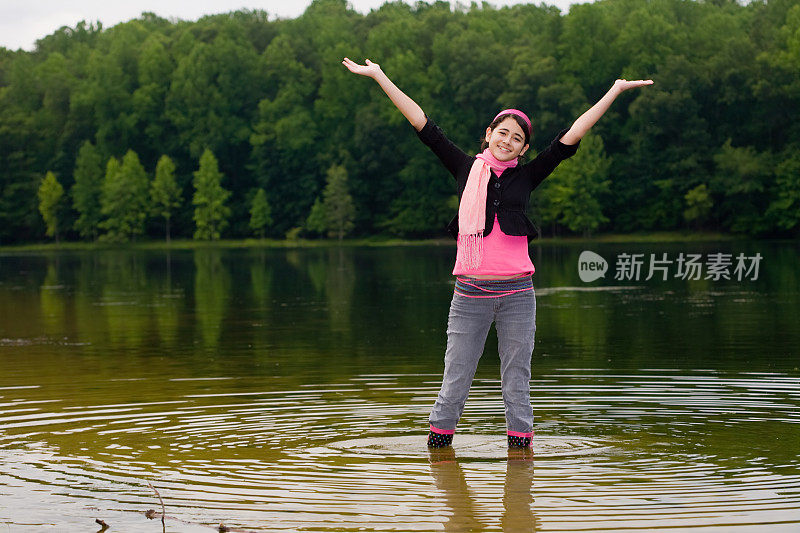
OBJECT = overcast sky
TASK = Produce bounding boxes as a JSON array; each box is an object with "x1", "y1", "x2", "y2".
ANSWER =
[{"x1": 0, "y1": 0, "x2": 588, "y2": 51}]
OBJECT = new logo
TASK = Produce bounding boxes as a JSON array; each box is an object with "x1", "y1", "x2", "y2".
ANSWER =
[{"x1": 578, "y1": 251, "x2": 608, "y2": 282}]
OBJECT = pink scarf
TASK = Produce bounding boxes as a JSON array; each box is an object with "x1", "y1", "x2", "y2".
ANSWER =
[{"x1": 457, "y1": 149, "x2": 518, "y2": 269}]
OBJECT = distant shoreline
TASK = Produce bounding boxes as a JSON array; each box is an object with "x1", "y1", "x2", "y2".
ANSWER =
[{"x1": 0, "y1": 231, "x2": 762, "y2": 253}]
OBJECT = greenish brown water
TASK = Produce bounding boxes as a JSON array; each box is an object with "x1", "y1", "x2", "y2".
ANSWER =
[{"x1": 1, "y1": 243, "x2": 799, "y2": 531}]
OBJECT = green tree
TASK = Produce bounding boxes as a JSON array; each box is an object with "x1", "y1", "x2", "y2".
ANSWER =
[
  {"x1": 249, "y1": 34, "x2": 319, "y2": 236},
  {"x1": 305, "y1": 197, "x2": 327, "y2": 236},
  {"x1": 683, "y1": 184, "x2": 713, "y2": 230},
  {"x1": 98, "y1": 156, "x2": 121, "y2": 240},
  {"x1": 133, "y1": 34, "x2": 173, "y2": 150},
  {"x1": 622, "y1": 55, "x2": 710, "y2": 232},
  {"x1": 543, "y1": 133, "x2": 611, "y2": 237},
  {"x1": 150, "y1": 154, "x2": 182, "y2": 242},
  {"x1": 765, "y1": 147, "x2": 800, "y2": 234},
  {"x1": 321, "y1": 164, "x2": 355, "y2": 241},
  {"x1": 78, "y1": 32, "x2": 139, "y2": 158},
  {"x1": 71, "y1": 141, "x2": 104, "y2": 240},
  {"x1": 167, "y1": 37, "x2": 264, "y2": 159},
  {"x1": 710, "y1": 139, "x2": 772, "y2": 234},
  {"x1": 0, "y1": 54, "x2": 43, "y2": 243},
  {"x1": 249, "y1": 188, "x2": 272, "y2": 238},
  {"x1": 193, "y1": 148, "x2": 231, "y2": 240},
  {"x1": 99, "y1": 150, "x2": 149, "y2": 242},
  {"x1": 37, "y1": 171, "x2": 64, "y2": 242}
]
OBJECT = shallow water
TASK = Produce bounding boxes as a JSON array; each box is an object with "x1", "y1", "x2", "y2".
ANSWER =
[{"x1": 0, "y1": 243, "x2": 798, "y2": 531}]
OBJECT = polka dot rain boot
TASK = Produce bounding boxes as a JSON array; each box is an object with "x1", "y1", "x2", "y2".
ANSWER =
[
  {"x1": 507, "y1": 433, "x2": 532, "y2": 448},
  {"x1": 427, "y1": 428, "x2": 454, "y2": 448}
]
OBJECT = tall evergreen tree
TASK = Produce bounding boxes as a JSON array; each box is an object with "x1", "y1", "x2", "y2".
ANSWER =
[
  {"x1": 249, "y1": 188, "x2": 272, "y2": 238},
  {"x1": 71, "y1": 141, "x2": 104, "y2": 241},
  {"x1": 150, "y1": 154, "x2": 182, "y2": 242},
  {"x1": 305, "y1": 197, "x2": 327, "y2": 236},
  {"x1": 99, "y1": 151, "x2": 149, "y2": 242},
  {"x1": 321, "y1": 164, "x2": 355, "y2": 241},
  {"x1": 37, "y1": 171, "x2": 64, "y2": 242},
  {"x1": 193, "y1": 148, "x2": 231, "y2": 240},
  {"x1": 98, "y1": 156, "x2": 121, "y2": 240}
]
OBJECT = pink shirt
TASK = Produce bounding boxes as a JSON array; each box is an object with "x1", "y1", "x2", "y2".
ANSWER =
[
  {"x1": 452, "y1": 214, "x2": 534, "y2": 276},
  {"x1": 452, "y1": 165, "x2": 534, "y2": 277}
]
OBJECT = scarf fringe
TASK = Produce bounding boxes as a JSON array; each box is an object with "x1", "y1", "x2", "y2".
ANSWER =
[{"x1": 457, "y1": 232, "x2": 484, "y2": 270}]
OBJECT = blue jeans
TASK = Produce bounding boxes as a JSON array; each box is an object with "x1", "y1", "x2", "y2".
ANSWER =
[{"x1": 429, "y1": 286, "x2": 537, "y2": 435}]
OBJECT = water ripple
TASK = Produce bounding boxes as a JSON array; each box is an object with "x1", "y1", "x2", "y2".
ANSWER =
[{"x1": 0, "y1": 371, "x2": 798, "y2": 531}]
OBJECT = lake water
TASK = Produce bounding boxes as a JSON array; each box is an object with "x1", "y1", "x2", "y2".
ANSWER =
[{"x1": 1, "y1": 242, "x2": 798, "y2": 532}]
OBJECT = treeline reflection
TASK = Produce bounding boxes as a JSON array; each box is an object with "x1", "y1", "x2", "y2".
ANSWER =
[{"x1": 1, "y1": 242, "x2": 796, "y2": 380}]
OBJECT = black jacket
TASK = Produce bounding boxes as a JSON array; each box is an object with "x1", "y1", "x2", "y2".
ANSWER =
[{"x1": 415, "y1": 116, "x2": 580, "y2": 241}]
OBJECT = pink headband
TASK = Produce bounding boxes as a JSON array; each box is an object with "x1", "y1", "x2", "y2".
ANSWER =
[{"x1": 493, "y1": 109, "x2": 532, "y2": 135}]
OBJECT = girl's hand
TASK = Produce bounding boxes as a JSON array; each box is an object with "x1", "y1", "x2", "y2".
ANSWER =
[
  {"x1": 613, "y1": 79, "x2": 654, "y2": 93},
  {"x1": 342, "y1": 57, "x2": 382, "y2": 78}
]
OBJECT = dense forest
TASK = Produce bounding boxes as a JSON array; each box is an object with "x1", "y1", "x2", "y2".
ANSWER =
[{"x1": 1, "y1": 0, "x2": 798, "y2": 244}]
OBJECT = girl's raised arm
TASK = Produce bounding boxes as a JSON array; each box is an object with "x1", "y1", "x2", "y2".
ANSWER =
[
  {"x1": 342, "y1": 57, "x2": 427, "y2": 132},
  {"x1": 560, "y1": 79, "x2": 653, "y2": 146}
]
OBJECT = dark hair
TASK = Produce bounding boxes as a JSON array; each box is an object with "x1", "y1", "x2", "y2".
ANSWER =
[{"x1": 479, "y1": 113, "x2": 532, "y2": 153}]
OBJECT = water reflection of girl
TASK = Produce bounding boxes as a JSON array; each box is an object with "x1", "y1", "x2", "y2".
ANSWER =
[
  {"x1": 428, "y1": 447, "x2": 537, "y2": 532},
  {"x1": 343, "y1": 57, "x2": 651, "y2": 448}
]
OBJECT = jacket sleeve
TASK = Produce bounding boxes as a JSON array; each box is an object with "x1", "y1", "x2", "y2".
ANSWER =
[
  {"x1": 415, "y1": 116, "x2": 472, "y2": 179},
  {"x1": 526, "y1": 128, "x2": 581, "y2": 190}
]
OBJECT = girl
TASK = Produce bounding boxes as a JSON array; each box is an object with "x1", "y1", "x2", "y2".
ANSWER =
[{"x1": 342, "y1": 57, "x2": 652, "y2": 448}]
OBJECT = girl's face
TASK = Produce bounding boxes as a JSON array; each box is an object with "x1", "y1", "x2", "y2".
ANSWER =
[{"x1": 485, "y1": 117, "x2": 529, "y2": 161}]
